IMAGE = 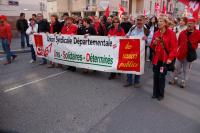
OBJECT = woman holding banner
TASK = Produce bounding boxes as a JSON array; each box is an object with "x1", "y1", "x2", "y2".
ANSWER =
[
  {"x1": 107, "y1": 17, "x2": 125, "y2": 80},
  {"x1": 26, "y1": 18, "x2": 38, "y2": 63},
  {"x1": 47, "y1": 14, "x2": 62, "y2": 68},
  {"x1": 150, "y1": 15, "x2": 177, "y2": 101}
]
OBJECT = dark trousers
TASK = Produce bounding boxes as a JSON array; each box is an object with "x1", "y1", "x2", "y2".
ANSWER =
[
  {"x1": 30, "y1": 45, "x2": 36, "y2": 61},
  {"x1": 127, "y1": 74, "x2": 140, "y2": 84},
  {"x1": 145, "y1": 46, "x2": 153, "y2": 61},
  {"x1": 1, "y1": 39, "x2": 16, "y2": 61},
  {"x1": 21, "y1": 32, "x2": 29, "y2": 48},
  {"x1": 42, "y1": 58, "x2": 47, "y2": 64},
  {"x1": 110, "y1": 73, "x2": 116, "y2": 77},
  {"x1": 153, "y1": 61, "x2": 167, "y2": 98}
]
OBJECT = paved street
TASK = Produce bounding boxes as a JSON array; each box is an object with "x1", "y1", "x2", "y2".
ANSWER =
[{"x1": 0, "y1": 48, "x2": 200, "y2": 133}]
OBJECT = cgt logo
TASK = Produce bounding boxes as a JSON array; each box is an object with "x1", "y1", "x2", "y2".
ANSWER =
[
  {"x1": 34, "y1": 34, "x2": 44, "y2": 56},
  {"x1": 34, "y1": 34, "x2": 52, "y2": 57}
]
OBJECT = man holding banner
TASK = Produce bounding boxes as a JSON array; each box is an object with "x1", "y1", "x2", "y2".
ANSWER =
[{"x1": 124, "y1": 15, "x2": 149, "y2": 88}]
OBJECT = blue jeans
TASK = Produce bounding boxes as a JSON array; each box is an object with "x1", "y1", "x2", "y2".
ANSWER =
[
  {"x1": 127, "y1": 74, "x2": 141, "y2": 84},
  {"x1": 30, "y1": 45, "x2": 36, "y2": 61},
  {"x1": 1, "y1": 39, "x2": 16, "y2": 61},
  {"x1": 21, "y1": 32, "x2": 29, "y2": 47},
  {"x1": 42, "y1": 58, "x2": 47, "y2": 64}
]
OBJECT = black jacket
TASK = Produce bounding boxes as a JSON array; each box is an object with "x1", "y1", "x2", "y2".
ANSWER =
[
  {"x1": 97, "y1": 23, "x2": 108, "y2": 36},
  {"x1": 16, "y1": 19, "x2": 28, "y2": 32},
  {"x1": 120, "y1": 21, "x2": 132, "y2": 34},
  {"x1": 78, "y1": 25, "x2": 97, "y2": 35},
  {"x1": 37, "y1": 19, "x2": 50, "y2": 33},
  {"x1": 51, "y1": 21, "x2": 61, "y2": 33},
  {"x1": 147, "y1": 23, "x2": 158, "y2": 33}
]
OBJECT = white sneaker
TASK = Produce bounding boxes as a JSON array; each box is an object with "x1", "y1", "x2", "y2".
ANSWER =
[
  {"x1": 29, "y1": 59, "x2": 35, "y2": 64},
  {"x1": 179, "y1": 80, "x2": 186, "y2": 88},
  {"x1": 169, "y1": 77, "x2": 178, "y2": 85}
]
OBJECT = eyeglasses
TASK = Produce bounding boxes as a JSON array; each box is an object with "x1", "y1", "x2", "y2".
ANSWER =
[{"x1": 113, "y1": 21, "x2": 120, "y2": 23}]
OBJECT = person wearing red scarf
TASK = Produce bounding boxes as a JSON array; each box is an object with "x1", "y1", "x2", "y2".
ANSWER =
[
  {"x1": 94, "y1": 16, "x2": 100, "y2": 34},
  {"x1": 150, "y1": 15, "x2": 178, "y2": 101},
  {"x1": 108, "y1": 17, "x2": 125, "y2": 80},
  {"x1": 0, "y1": 15, "x2": 17, "y2": 65},
  {"x1": 48, "y1": 15, "x2": 62, "y2": 68},
  {"x1": 169, "y1": 18, "x2": 200, "y2": 88}
]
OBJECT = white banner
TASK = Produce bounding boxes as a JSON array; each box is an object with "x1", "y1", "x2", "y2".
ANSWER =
[{"x1": 33, "y1": 33, "x2": 145, "y2": 75}]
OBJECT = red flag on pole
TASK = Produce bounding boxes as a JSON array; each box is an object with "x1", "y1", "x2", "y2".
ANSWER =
[
  {"x1": 178, "y1": 0, "x2": 200, "y2": 20},
  {"x1": 162, "y1": 4, "x2": 167, "y2": 14},
  {"x1": 155, "y1": 2, "x2": 160, "y2": 12},
  {"x1": 189, "y1": 1, "x2": 200, "y2": 19},
  {"x1": 178, "y1": 0, "x2": 189, "y2": 5},
  {"x1": 118, "y1": 4, "x2": 125, "y2": 19},
  {"x1": 104, "y1": 5, "x2": 110, "y2": 18}
]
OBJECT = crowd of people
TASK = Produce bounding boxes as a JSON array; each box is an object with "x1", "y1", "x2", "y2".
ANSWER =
[{"x1": 0, "y1": 12, "x2": 200, "y2": 101}]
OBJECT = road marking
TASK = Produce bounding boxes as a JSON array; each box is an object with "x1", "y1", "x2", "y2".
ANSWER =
[
  {"x1": 4, "y1": 71, "x2": 66, "y2": 93},
  {"x1": 0, "y1": 57, "x2": 5, "y2": 61}
]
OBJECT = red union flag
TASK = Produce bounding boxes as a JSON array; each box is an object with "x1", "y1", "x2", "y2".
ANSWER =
[
  {"x1": 178, "y1": 0, "x2": 200, "y2": 19},
  {"x1": 117, "y1": 39, "x2": 140, "y2": 72},
  {"x1": 155, "y1": 2, "x2": 160, "y2": 11},
  {"x1": 118, "y1": 4, "x2": 125, "y2": 19},
  {"x1": 178, "y1": 0, "x2": 189, "y2": 5},
  {"x1": 104, "y1": 5, "x2": 110, "y2": 17}
]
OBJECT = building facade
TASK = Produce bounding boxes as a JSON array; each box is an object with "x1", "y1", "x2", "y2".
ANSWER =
[
  {"x1": 47, "y1": 0, "x2": 129, "y2": 18},
  {"x1": 0, "y1": 0, "x2": 48, "y2": 18},
  {"x1": 0, "y1": 0, "x2": 48, "y2": 37},
  {"x1": 47, "y1": 0, "x2": 179, "y2": 18}
]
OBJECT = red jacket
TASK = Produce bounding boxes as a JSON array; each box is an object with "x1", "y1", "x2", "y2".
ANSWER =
[
  {"x1": 61, "y1": 24, "x2": 77, "y2": 35},
  {"x1": 108, "y1": 28, "x2": 125, "y2": 36},
  {"x1": 177, "y1": 29, "x2": 200, "y2": 61},
  {"x1": 150, "y1": 28, "x2": 178, "y2": 65},
  {"x1": 0, "y1": 23, "x2": 12, "y2": 43}
]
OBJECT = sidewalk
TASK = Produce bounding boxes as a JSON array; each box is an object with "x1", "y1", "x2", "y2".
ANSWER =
[{"x1": 0, "y1": 38, "x2": 30, "y2": 54}]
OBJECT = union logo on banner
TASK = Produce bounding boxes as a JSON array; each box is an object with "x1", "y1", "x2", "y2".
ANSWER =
[
  {"x1": 34, "y1": 34, "x2": 44, "y2": 56},
  {"x1": 117, "y1": 39, "x2": 140, "y2": 72},
  {"x1": 34, "y1": 34, "x2": 52, "y2": 57}
]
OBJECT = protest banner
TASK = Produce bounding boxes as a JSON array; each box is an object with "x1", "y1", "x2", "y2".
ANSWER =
[{"x1": 33, "y1": 33, "x2": 145, "y2": 74}]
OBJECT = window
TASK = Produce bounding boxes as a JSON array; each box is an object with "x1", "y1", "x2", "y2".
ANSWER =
[
  {"x1": 121, "y1": 0, "x2": 128, "y2": 7},
  {"x1": 8, "y1": 0, "x2": 19, "y2": 6},
  {"x1": 86, "y1": 0, "x2": 96, "y2": 6}
]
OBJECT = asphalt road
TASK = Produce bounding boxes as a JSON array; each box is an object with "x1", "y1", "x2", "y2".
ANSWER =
[{"x1": 0, "y1": 51, "x2": 200, "y2": 133}]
